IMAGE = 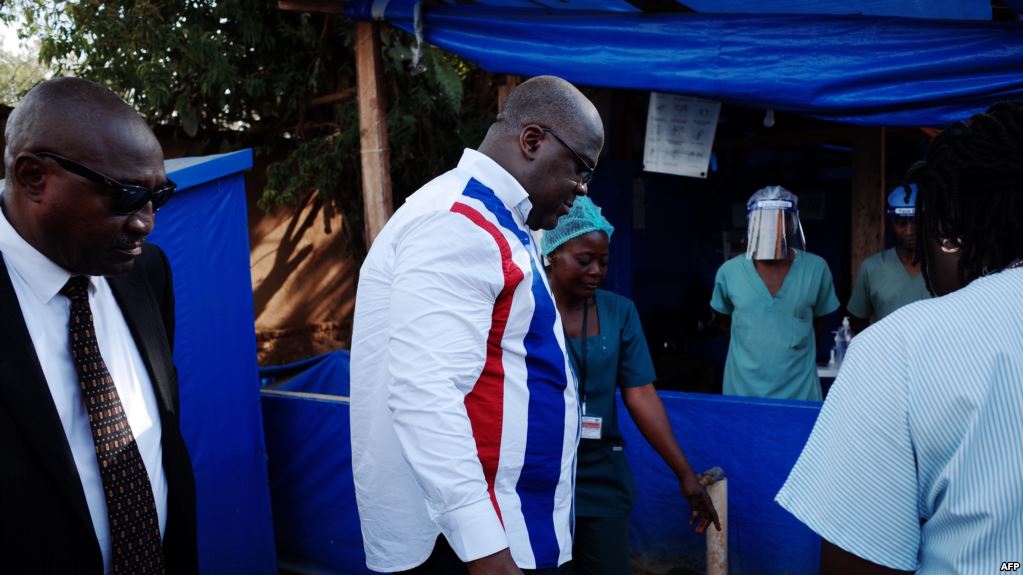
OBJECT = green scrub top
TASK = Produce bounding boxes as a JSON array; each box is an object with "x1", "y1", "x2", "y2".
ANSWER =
[
  {"x1": 566, "y1": 289, "x2": 656, "y2": 518},
  {"x1": 847, "y1": 247, "x2": 931, "y2": 322},
  {"x1": 710, "y1": 251, "x2": 839, "y2": 401}
]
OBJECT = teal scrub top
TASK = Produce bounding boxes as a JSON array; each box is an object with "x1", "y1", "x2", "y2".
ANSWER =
[
  {"x1": 566, "y1": 289, "x2": 656, "y2": 517},
  {"x1": 847, "y1": 247, "x2": 931, "y2": 322},
  {"x1": 710, "y1": 251, "x2": 839, "y2": 401}
]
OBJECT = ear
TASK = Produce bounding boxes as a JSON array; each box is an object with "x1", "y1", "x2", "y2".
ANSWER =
[
  {"x1": 520, "y1": 124, "x2": 545, "y2": 160},
  {"x1": 12, "y1": 153, "x2": 49, "y2": 204}
]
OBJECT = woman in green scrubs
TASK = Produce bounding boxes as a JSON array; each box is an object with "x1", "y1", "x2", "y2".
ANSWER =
[{"x1": 543, "y1": 197, "x2": 719, "y2": 575}]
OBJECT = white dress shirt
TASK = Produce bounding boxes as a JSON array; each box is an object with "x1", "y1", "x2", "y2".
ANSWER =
[
  {"x1": 350, "y1": 149, "x2": 579, "y2": 572},
  {"x1": 0, "y1": 196, "x2": 168, "y2": 575}
]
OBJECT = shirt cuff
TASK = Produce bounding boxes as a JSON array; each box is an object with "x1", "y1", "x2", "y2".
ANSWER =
[{"x1": 435, "y1": 498, "x2": 508, "y2": 563}]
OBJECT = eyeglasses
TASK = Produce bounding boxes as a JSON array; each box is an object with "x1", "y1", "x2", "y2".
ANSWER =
[
  {"x1": 541, "y1": 127, "x2": 595, "y2": 185},
  {"x1": 36, "y1": 152, "x2": 176, "y2": 215}
]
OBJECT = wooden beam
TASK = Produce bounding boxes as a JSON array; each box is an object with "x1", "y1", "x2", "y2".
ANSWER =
[
  {"x1": 355, "y1": 21, "x2": 393, "y2": 247},
  {"x1": 308, "y1": 87, "x2": 356, "y2": 108},
  {"x1": 496, "y1": 75, "x2": 521, "y2": 114},
  {"x1": 714, "y1": 127, "x2": 855, "y2": 152},
  {"x1": 626, "y1": 0, "x2": 696, "y2": 12},
  {"x1": 277, "y1": 1, "x2": 345, "y2": 14},
  {"x1": 850, "y1": 127, "x2": 886, "y2": 287}
]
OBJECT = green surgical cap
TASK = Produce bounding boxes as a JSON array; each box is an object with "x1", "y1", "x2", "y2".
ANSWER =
[{"x1": 541, "y1": 196, "x2": 614, "y2": 256}]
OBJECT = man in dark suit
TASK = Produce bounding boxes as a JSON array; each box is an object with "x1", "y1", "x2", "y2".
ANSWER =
[{"x1": 0, "y1": 77, "x2": 197, "y2": 574}]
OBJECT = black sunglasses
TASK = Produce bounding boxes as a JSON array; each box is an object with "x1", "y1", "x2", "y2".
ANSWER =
[
  {"x1": 36, "y1": 152, "x2": 176, "y2": 215},
  {"x1": 541, "y1": 127, "x2": 595, "y2": 185}
]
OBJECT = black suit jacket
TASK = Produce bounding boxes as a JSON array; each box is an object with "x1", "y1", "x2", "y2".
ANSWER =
[{"x1": 0, "y1": 244, "x2": 198, "y2": 574}]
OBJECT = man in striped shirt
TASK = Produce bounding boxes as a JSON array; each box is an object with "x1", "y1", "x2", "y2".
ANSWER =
[
  {"x1": 350, "y1": 76, "x2": 603, "y2": 575},
  {"x1": 777, "y1": 101, "x2": 1023, "y2": 573}
]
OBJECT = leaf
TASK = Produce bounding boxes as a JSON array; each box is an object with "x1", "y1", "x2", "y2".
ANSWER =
[
  {"x1": 180, "y1": 104, "x2": 199, "y2": 137},
  {"x1": 425, "y1": 47, "x2": 462, "y2": 114}
]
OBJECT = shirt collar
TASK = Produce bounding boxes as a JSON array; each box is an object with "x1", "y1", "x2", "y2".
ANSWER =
[
  {"x1": 455, "y1": 149, "x2": 534, "y2": 228},
  {"x1": 0, "y1": 191, "x2": 94, "y2": 304}
]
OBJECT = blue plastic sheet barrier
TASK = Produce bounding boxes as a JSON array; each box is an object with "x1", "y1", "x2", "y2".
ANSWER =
[
  {"x1": 261, "y1": 350, "x2": 824, "y2": 575},
  {"x1": 150, "y1": 150, "x2": 277, "y2": 574},
  {"x1": 346, "y1": 2, "x2": 1022, "y2": 126},
  {"x1": 261, "y1": 351, "x2": 373, "y2": 575},
  {"x1": 620, "y1": 393, "x2": 823, "y2": 575},
  {"x1": 261, "y1": 350, "x2": 353, "y2": 396}
]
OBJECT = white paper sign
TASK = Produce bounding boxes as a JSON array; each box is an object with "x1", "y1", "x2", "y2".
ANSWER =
[{"x1": 643, "y1": 93, "x2": 720, "y2": 178}]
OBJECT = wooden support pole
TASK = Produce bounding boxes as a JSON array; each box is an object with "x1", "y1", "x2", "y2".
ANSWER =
[
  {"x1": 308, "y1": 87, "x2": 356, "y2": 108},
  {"x1": 700, "y1": 467, "x2": 728, "y2": 575},
  {"x1": 355, "y1": 21, "x2": 393, "y2": 247},
  {"x1": 497, "y1": 75, "x2": 521, "y2": 114},
  {"x1": 850, "y1": 127, "x2": 886, "y2": 285},
  {"x1": 277, "y1": 1, "x2": 345, "y2": 14}
]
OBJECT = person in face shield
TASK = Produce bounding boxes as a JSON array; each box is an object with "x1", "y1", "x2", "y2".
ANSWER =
[
  {"x1": 846, "y1": 182, "x2": 931, "y2": 334},
  {"x1": 709, "y1": 186, "x2": 839, "y2": 401}
]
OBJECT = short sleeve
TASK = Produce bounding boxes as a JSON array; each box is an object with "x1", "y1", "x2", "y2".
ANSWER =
[
  {"x1": 812, "y1": 259, "x2": 840, "y2": 317},
  {"x1": 846, "y1": 260, "x2": 873, "y2": 320},
  {"x1": 616, "y1": 298, "x2": 656, "y2": 389},
  {"x1": 710, "y1": 263, "x2": 733, "y2": 315},
  {"x1": 775, "y1": 321, "x2": 922, "y2": 571}
]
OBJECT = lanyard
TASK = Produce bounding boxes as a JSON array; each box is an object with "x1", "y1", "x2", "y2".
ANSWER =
[{"x1": 566, "y1": 298, "x2": 590, "y2": 405}]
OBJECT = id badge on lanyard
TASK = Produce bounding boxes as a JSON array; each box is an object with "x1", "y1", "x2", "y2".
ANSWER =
[
  {"x1": 581, "y1": 412, "x2": 603, "y2": 440},
  {"x1": 571, "y1": 299, "x2": 602, "y2": 440}
]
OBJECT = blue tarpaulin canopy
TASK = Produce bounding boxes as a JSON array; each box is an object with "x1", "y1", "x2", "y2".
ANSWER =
[{"x1": 343, "y1": 0, "x2": 1023, "y2": 126}]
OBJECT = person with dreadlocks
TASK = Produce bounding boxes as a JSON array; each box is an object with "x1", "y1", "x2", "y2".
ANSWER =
[
  {"x1": 776, "y1": 101, "x2": 1023, "y2": 574},
  {"x1": 710, "y1": 185, "x2": 840, "y2": 400},
  {"x1": 846, "y1": 180, "x2": 931, "y2": 334}
]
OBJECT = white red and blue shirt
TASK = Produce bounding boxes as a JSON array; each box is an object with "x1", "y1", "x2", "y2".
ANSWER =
[{"x1": 350, "y1": 149, "x2": 579, "y2": 572}]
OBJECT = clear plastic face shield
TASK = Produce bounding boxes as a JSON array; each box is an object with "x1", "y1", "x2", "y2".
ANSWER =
[{"x1": 746, "y1": 188, "x2": 806, "y2": 260}]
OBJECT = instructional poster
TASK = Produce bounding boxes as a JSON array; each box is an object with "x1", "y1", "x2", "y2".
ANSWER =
[{"x1": 643, "y1": 92, "x2": 720, "y2": 178}]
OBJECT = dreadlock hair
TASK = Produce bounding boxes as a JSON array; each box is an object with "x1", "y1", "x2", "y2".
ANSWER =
[
  {"x1": 893, "y1": 161, "x2": 925, "y2": 213},
  {"x1": 912, "y1": 100, "x2": 1023, "y2": 288}
]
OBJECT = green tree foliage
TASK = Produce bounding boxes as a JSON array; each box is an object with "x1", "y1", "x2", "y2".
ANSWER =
[
  {"x1": 3, "y1": 1, "x2": 496, "y2": 256},
  {"x1": 0, "y1": 43, "x2": 50, "y2": 106}
]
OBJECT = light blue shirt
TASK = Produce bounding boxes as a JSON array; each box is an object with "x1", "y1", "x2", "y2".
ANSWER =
[
  {"x1": 847, "y1": 247, "x2": 931, "y2": 322},
  {"x1": 776, "y1": 268, "x2": 1023, "y2": 573},
  {"x1": 711, "y1": 251, "x2": 839, "y2": 401}
]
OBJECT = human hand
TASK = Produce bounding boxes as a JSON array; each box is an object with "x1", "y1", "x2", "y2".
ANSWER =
[
  {"x1": 467, "y1": 548, "x2": 523, "y2": 575},
  {"x1": 680, "y1": 474, "x2": 721, "y2": 534}
]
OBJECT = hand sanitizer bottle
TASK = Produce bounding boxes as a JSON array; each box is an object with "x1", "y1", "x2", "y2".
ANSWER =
[{"x1": 834, "y1": 316, "x2": 852, "y2": 367}]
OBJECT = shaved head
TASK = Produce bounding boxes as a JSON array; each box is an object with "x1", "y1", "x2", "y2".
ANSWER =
[
  {"x1": 491, "y1": 75, "x2": 602, "y2": 143},
  {"x1": 2, "y1": 77, "x2": 166, "y2": 276},
  {"x1": 478, "y1": 75, "x2": 604, "y2": 230},
  {"x1": 4, "y1": 77, "x2": 161, "y2": 183}
]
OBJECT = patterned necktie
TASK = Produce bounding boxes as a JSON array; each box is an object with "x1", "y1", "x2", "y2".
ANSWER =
[{"x1": 62, "y1": 275, "x2": 165, "y2": 575}]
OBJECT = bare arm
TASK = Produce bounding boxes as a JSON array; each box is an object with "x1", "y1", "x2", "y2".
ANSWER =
[
  {"x1": 621, "y1": 384, "x2": 721, "y2": 534},
  {"x1": 820, "y1": 540, "x2": 913, "y2": 575},
  {"x1": 849, "y1": 315, "x2": 870, "y2": 336},
  {"x1": 467, "y1": 548, "x2": 523, "y2": 575},
  {"x1": 813, "y1": 317, "x2": 826, "y2": 352},
  {"x1": 717, "y1": 313, "x2": 731, "y2": 348}
]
